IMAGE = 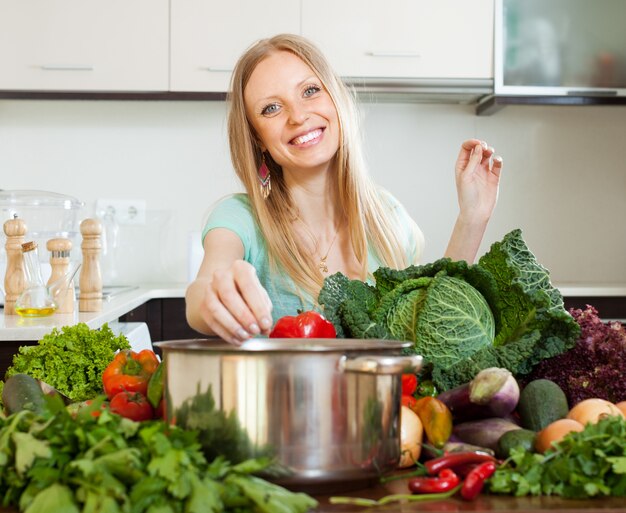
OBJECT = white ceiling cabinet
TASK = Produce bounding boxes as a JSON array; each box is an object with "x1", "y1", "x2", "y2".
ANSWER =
[
  {"x1": 170, "y1": 0, "x2": 301, "y2": 92},
  {"x1": 302, "y1": 0, "x2": 493, "y2": 80},
  {"x1": 0, "y1": 0, "x2": 169, "y2": 91},
  {"x1": 0, "y1": 1, "x2": 493, "y2": 94}
]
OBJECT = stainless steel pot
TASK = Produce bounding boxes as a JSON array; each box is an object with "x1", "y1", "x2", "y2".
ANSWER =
[{"x1": 155, "y1": 338, "x2": 422, "y2": 491}]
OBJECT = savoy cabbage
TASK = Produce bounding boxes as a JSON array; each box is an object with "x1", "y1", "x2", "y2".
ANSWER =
[{"x1": 318, "y1": 229, "x2": 580, "y2": 391}]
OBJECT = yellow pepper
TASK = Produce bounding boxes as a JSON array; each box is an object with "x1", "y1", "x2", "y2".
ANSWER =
[{"x1": 412, "y1": 396, "x2": 453, "y2": 449}]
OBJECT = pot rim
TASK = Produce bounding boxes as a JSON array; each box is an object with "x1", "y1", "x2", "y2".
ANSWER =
[{"x1": 155, "y1": 338, "x2": 412, "y2": 353}]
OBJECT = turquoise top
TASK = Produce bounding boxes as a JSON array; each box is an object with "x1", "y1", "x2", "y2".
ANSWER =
[{"x1": 202, "y1": 193, "x2": 418, "y2": 322}]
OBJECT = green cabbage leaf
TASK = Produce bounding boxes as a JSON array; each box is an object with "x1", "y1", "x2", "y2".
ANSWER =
[{"x1": 318, "y1": 229, "x2": 580, "y2": 391}]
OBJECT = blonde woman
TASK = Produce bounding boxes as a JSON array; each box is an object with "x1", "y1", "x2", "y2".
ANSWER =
[{"x1": 186, "y1": 34, "x2": 503, "y2": 345}]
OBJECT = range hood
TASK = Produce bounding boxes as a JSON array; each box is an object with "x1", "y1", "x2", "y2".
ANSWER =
[
  {"x1": 478, "y1": 0, "x2": 626, "y2": 115},
  {"x1": 346, "y1": 77, "x2": 493, "y2": 105}
]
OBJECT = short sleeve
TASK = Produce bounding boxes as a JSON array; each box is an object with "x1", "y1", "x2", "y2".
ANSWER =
[{"x1": 201, "y1": 194, "x2": 259, "y2": 261}]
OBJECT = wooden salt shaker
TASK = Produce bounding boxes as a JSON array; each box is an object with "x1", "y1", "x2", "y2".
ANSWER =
[
  {"x1": 47, "y1": 238, "x2": 75, "y2": 314},
  {"x1": 79, "y1": 218, "x2": 103, "y2": 312},
  {"x1": 3, "y1": 216, "x2": 27, "y2": 315}
]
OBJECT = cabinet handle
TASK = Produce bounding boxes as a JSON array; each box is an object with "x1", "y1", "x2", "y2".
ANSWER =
[
  {"x1": 366, "y1": 52, "x2": 421, "y2": 58},
  {"x1": 40, "y1": 65, "x2": 94, "y2": 71},
  {"x1": 198, "y1": 66, "x2": 233, "y2": 73}
]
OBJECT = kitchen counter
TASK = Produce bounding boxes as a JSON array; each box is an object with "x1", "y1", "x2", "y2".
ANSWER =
[
  {"x1": 1, "y1": 282, "x2": 625, "y2": 342},
  {"x1": 0, "y1": 283, "x2": 186, "y2": 342}
]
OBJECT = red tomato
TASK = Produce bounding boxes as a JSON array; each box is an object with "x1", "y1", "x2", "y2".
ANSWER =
[
  {"x1": 402, "y1": 373, "x2": 418, "y2": 396},
  {"x1": 269, "y1": 311, "x2": 336, "y2": 338},
  {"x1": 109, "y1": 391, "x2": 153, "y2": 422}
]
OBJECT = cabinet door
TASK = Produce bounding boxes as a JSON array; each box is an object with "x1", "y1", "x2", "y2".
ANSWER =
[
  {"x1": 302, "y1": 0, "x2": 493, "y2": 80},
  {"x1": 170, "y1": 0, "x2": 300, "y2": 92},
  {"x1": 0, "y1": 0, "x2": 169, "y2": 91}
]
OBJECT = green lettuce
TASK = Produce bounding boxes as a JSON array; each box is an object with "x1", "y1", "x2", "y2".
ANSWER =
[
  {"x1": 3, "y1": 323, "x2": 130, "y2": 402},
  {"x1": 318, "y1": 229, "x2": 580, "y2": 391}
]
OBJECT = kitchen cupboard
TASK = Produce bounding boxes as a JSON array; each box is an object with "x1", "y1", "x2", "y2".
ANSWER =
[
  {"x1": 170, "y1": 0, "x2": 300, "y2": 92},
  {"x1": 0, "y1": 0, "x2": 169, "y2": 91},
  {"x1": 0, "y1": 0, "x2": 493, "y2": 95},
  {"x1": 301, "y1": 0, "x2": 494, "y2": 80}
]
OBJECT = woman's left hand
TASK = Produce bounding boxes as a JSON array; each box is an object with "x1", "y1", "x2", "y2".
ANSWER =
[{"x1": 454, "y1": 139, "x2": 503, "y2": 223}]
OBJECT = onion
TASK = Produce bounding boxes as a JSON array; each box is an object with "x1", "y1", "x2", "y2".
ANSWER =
[{"x1": 398, "y1": 406, "x2": 423, "y2": 468}]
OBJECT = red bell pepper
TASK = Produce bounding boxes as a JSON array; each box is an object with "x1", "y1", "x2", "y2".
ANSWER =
[
  {"x1": 102, "y1": 349, "x2": 160, "y2": 399},
  {"x1": 269, "y1": 311, "x2": 336, "y2": 338}
]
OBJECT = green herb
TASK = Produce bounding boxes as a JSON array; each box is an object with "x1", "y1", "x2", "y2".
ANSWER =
[
  {"x1": 3, "y1": 323, "x2": 130, "y2": 402},
  {"x1": 488, "y1": 415, "x2": 626, "y2": 498},
  {"x1": 0, "y1": 396, "x2": 317, "y2": 512}
]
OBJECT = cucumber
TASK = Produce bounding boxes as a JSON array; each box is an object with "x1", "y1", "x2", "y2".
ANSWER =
[
  {"x1": 517, "y1": 379, "x2": 569, "y2": 432},
  {"x1": 496, "y1": 428, "x2": 536, "y2": 459},
  {"x1": 2, "y1": 373, "x2": 47, "y2": 415}
]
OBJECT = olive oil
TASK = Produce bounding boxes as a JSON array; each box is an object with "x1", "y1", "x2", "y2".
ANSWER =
[{"x1": 15, "y1": 306, "x2": 57, "y2": 317}]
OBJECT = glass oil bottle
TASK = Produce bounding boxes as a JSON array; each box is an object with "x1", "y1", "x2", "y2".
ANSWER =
[{"x1": 15, "y1": 241, "x2": 57, "y2": 317}]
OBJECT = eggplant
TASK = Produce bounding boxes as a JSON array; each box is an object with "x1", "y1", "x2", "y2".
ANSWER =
[
  {"x1": 437, "y1": 367, "x2": 520, "y2": 422},
  {"x1": 452, "y1": 417, "x2": 522, "y2": 452}
]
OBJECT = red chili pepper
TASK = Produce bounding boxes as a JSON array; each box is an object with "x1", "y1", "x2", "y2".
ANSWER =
[
  {"x1": 269, "y1": 311, "x2": 336, "y2": 338},
  {"x1": 425, "y1": 451, "x2": 496, "y2": 476},
  {"x1": 402, "y1": 373, "x2": 418, "y2": 396},
  {"x1": 408, "y1": 469, "x2": 460, "y2": 494},
  {"x1": 460, "y1": 460, "x2": 497, "y2": 501},
  {"x1": 102, "y1": 349, "x2": 160, "y2": 399}
]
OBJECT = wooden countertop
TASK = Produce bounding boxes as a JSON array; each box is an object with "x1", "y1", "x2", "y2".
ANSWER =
[
  {"x1": 314, "y1": 493, "x2": 626, "y2": 512},
  {"x1": 297, "y1": 473, "x2": 626, "y2": 512},
  {"x1": 1, "y1": 490, "x2": 624, "y2": 513}
]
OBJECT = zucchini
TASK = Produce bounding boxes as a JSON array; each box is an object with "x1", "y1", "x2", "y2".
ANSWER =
[
  {"x1": 2, "y1": 373, "x2": 47, "y2": 415},
  {"x1": 517, "y1": 379, "x2": 569, "y2": 432},
  {"x1": 496, "y1": 428, "x2": 536, "y2": 459}
]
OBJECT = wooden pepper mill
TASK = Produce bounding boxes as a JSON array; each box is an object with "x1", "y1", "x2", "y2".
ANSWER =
[
  {"x1": 3, "y1": 216, "x2": 27, "y2": 315},
  {"x1": 79, "y1": 218, "x2": 103, "y2": 312},
  {"x1": 47, "y1": 238, "x2": 75, "y2": 314}
]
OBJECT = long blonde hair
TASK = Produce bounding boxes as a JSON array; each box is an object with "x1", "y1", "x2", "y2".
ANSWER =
[{"x1": 227, "y1": 33, "x2": 422, "y2": 300}]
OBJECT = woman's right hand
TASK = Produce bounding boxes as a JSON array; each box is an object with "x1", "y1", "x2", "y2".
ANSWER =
[{"x1": 186, "y1": 230, "x2": 273, "y2": 345}]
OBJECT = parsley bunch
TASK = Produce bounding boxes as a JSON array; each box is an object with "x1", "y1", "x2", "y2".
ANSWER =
[
  {"x1": 488, "y1": 415, "x2": 626, "y2": 498},
  {"x1": 0, "y1": 398, "x2": 317, "y2": 512}
]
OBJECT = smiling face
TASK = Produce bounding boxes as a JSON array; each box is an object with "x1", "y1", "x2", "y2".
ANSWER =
[{"x1": 244, "y1": 51, "x2": 340, "y2": 176}]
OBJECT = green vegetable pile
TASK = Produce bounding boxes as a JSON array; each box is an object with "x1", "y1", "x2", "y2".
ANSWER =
[
  {"x1": 2, "y1": 323, "x2": 130, "y2": 403},
  {"x1": 0, "y1": 398, "x2": 317, "y2": 513},
  {"x1": 319, "y1": 229, "x2": 581, "y2": 391},
  {"x1": 488, "y1": 415, "x2": 626, "y2": 498}
]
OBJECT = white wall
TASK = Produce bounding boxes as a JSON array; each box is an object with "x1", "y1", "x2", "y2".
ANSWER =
[{"x1": 1, "y1": 98, "x2": 625, "y2": 287}]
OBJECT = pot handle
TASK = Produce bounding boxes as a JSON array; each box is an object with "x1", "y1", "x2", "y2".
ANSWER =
[{"x1": 338, "y1": 354, "x2": 423, "y2": 375}]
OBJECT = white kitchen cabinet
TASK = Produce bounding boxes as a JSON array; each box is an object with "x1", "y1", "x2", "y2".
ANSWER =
[
  {"x1": 170, "y1": 0, "x2": 301, "y2": 92},
  {"x1": 0, "y1": 0, "x2": 169, "y2": 91},
  {"x1": 302, "y1": 0, "x2": 493, "y2": 80}
]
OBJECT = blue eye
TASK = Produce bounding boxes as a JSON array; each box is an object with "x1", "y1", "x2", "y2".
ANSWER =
[
  {"x1": 261, "y1": 103, "x2": 280, "y2": 116},
  {"x1": 304, "y1": 85, "x2": 321, "y2": 97}
]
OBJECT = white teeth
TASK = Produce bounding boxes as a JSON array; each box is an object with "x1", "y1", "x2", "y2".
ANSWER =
[{"x1": 292, "y1": 129, "x2": 322, "y2": 145}]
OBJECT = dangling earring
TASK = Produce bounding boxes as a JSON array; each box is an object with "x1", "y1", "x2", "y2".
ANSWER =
[{"x1": 258, "y1": 153, "x2": 271, "y2": 199}]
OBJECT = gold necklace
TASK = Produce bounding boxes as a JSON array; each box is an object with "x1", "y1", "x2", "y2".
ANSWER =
[{"x1": 297, "y1": 217, "x2": 340, "y2": 274}]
